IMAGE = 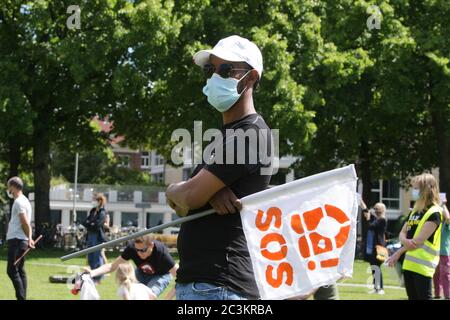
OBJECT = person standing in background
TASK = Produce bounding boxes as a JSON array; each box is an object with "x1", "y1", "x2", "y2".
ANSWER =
[
  {"x1": 5, "y1": 176, "x2": 34, "y2": 300},
  {"x1": 362, "y1": 201, "x2": 387, "y2": 294},
  {"x1": 83, "y1": 193, "x2": 107, "y2": 283},
  {"x1": 386, "y1": 173, "x2": 442, "y2": 300}
]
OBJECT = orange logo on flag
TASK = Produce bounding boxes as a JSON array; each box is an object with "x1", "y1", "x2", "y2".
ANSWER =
[
  {"x1": 256, "y1": 204, "x2": 351, "y2": 288},
  {"x1": 291, "y1": 204, "x2": 350, "y2": 270}
]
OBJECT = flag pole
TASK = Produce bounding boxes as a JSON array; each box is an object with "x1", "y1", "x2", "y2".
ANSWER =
[{"x1": 60, "y1": 208, "x2": 215, "y2": 261}]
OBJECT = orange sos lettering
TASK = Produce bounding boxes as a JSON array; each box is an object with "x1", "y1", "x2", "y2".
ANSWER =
[
  {"x1": 256, "y1": 207, "x2": 282, "y2": 231},
  {"x1": 256, "y1": 207, "x2": 294, "y2": 288},
  {"x1": 266, "y1": 263, "x2": 293, "y2": 288}
]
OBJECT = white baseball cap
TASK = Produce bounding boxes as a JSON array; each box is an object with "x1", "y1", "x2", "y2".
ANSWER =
[{"x1": 193, "y1": 35, "x2": 263, "y2": 79}]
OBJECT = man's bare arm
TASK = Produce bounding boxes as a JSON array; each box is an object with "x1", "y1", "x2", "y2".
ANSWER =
[{"x1": 166, "y1": 169, "x2": 226, "y2": 216}]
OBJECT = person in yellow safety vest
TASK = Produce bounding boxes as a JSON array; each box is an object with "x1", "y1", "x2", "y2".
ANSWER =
[{"x1": 386, "y1": 173, "x2": 443, "y2": 300}]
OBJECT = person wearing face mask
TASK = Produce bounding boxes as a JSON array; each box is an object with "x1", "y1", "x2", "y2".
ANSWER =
[
  {"x1": 386, "y1": 173, "x2": 443, "y2": 300},
  {"x1": 82, "y1": 193, "x2": 107, "y2": 283},
  {"x1": 165, "y1": 35, "x2": 272, "y2": 300},
  {"x1": 5, "y1": 176, "x2": 33, "y2": 300}
]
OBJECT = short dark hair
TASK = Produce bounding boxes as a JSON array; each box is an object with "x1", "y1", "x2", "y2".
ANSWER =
[{"x1": 7, "y1": 176, "x2": 23, "y2": 190}]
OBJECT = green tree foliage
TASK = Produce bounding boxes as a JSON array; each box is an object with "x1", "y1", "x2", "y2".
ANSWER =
[
  {"x1": 295, "y1": 0, "x2": 449, "y2": 204},
  {"x1": 0, "y1": 0, "x2": 448, "y2": 229},
  {"x1": 0, "y1": 0, "x2": 182, "y2": 226}
]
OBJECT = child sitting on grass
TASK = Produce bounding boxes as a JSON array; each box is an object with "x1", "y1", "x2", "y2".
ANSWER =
[{"x1": 116, "y1": 262, "x2": 157, "y2": 300}]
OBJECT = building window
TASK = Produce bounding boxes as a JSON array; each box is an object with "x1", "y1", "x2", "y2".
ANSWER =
[
  {"x1": 152, "y1": 173, "x2": 165, "y2": 184},
  {"x1": 117, "y1": 155, "x2": 130, "y2": 168},
  {"x1": 141, "y1": 152, "x2": 150, "y2": 168},
  {"x1": 371, "y1": 179, "x2": 400, "y2": 210},
  {"x1": 153, "y1": 153, "x2": 165, "y2": 166}
]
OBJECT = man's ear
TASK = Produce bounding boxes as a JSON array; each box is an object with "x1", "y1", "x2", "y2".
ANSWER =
[
  {"x1": 240, "y1": 69, "x2": 259, "y2": 93},
  {"x1": 247, "y1": 69, "x2": 259, "y2": 88}
]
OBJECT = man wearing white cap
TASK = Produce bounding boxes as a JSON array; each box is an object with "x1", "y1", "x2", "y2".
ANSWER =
[{"x1": 166, "y1": 35, "x2": 273, "y2": 300}]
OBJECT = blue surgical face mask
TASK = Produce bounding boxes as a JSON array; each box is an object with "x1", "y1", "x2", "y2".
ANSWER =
[
  {"x1": 411, "y1": 188, "x2": 420, "y2": 201},
  {"x1": 202, "y1": 71, "x2": 250, "y2": 112}
]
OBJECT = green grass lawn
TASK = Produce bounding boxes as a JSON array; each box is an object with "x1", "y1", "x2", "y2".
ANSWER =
[{"x1": 0, "y1": 246, "x2": 407, "y2": 300}]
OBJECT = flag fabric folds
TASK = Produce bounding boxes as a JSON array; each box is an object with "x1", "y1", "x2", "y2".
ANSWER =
[{"x1": 240, "y1": 165, "x2": 358, "y2": 300}]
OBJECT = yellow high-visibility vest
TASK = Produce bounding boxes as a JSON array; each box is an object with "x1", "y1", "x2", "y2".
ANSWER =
[{"x1": 402, "y1": 205, "x2": 443, "y2": 277}]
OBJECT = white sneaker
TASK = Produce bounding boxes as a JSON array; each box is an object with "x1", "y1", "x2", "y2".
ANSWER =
[{"x1": 377, "y1": 289, "x2": 385, "y2": 295}]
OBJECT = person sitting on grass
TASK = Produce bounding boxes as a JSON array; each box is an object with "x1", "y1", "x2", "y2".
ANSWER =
[
  {"x1": 116, "y1": 262, "x2": 156, "y2": 300},
  {"x1": 86, "y1": 234, "x2": 177, "y2": 299}
]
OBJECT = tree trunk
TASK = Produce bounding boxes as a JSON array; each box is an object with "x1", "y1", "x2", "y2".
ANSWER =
[
  {"x1": 430, "y1": 105, "x2": 450, "y2": 202},
  {"x1": 426, "y1": 67, "x2": 450, "y2": 203},
  {"x1": 32, "y1": 112, "x2": 51, "y2": 230},
  {"x1": 8, "y1": 137, "x2": 20, "y2": 178},
  {"x1": 7, "y1": 137, "x2": 21, "y2": 213}
]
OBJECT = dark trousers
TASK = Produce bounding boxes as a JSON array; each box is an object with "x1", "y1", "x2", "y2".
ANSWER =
[
  {"x1": 313, "y1": 284, "x2": 339, "y2": 300},
  {"x1": 403, "y1": 270, "x2": 432, "y2": 300},
  {"x1": 7, "y1": 239, "x2": 28, "y2": 300},
  {"x1": 86, "y1": 232, "x2": 104, "y2": 282}
]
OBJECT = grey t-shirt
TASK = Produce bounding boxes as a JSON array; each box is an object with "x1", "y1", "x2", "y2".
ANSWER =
[{"x1": 6, "y1": 194, "x2": 32, "y2": 240}]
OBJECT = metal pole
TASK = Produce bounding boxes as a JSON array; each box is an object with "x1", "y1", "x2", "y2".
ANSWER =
[
  {"x1": 72, "y1": 152, "x2": 79, "y2": 224},
  {"x1": 60, "y1": 208, "x2": 215, "y2": 261}
]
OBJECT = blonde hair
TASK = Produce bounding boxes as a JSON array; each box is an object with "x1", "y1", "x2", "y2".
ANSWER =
[
  {"x1": 95, "y1": 193, "x2": 107, "y2": 208},
  {"x1": 374, "y1": 202, "x2": 386, "y2": 217},
  {"x1": 412, "y1": 173, "x2": 440, "y2": 212},
  {"x1": 116, "y1": 262, "x2": 137, "y2": 292}
]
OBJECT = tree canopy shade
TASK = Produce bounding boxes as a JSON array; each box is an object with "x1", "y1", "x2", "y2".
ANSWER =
[
  {"x1": 0, "y1": 0, "x2": 317, "y2": 227},
  {"x1": 295, "y1": 0, "x2": 450, "y2": 205},
  {"x1": 0, "y1": 0, "x2": 183, "y2": 227},
  {"x1": 0, "y1": 0, "x2": 448, "y2": 230}
]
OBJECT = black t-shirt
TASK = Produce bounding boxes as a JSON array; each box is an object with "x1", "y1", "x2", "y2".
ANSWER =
[
  {"x1": 406, "y1": 207, "x2": 442, "y2": 243},
  {"x1": 121, "y1": 240, "x2": 175, "y2": 275},
  {"x1": 176, "y1": 113, "x2": 273, "y2": 299}
]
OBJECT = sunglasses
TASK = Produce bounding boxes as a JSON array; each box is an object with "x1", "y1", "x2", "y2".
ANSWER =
[
  {"x1": 203, "y1": 63, "x2": 251, "y2": 79},
  {"x1": 135, "y1": 246, "x2": 148, "y2": 253}
]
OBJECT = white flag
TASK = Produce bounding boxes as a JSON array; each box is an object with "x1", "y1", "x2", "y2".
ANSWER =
[{"x1": 240, "y1": 164, "x2": 358, "y2": 300}]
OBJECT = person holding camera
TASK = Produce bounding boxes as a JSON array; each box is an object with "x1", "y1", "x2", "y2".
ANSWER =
[{"x1": 361, "y1": 200, "x2": 387, "y2": 294}]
